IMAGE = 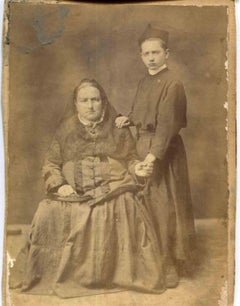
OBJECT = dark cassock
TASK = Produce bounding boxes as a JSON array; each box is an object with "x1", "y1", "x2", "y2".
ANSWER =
[{"x1": 128, "y1": 25, "x2": 196, "y2": 285}]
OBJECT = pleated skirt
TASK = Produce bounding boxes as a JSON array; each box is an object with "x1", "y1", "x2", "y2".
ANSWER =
[{"x1": 11, "y1": 192, "x2": 167, "y2": 297}]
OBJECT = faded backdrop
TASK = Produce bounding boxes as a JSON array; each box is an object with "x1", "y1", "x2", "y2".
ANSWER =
[{"x1": 7, "y1": 3, "x2": 228, "y2": 224}]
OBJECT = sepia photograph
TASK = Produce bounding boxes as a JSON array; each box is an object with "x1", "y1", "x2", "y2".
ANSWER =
[{"x1": 2, "y1": 1, "x2": 236, "y2": 305}]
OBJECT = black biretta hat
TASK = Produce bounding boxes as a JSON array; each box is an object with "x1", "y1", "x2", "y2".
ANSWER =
[{"x1": 138, "y1": 24, "x2": 169, "y2": 46}]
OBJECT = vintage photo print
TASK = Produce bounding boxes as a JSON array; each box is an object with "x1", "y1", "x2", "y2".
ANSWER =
[{"x1": 2, "y1": 1, "x2": 235, "y2": 305}]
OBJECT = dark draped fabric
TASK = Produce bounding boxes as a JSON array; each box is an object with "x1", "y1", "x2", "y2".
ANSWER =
[
  {"x1": 129, "y1": 68, "x2": 196, "y2": 272},
  {"x1": 10, "y1": 90, "x2": 171, "y2": 297}
]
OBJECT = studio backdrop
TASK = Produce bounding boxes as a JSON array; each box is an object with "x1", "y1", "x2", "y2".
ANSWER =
[{"x1": 7, "y1": 3, "x2": 228, "y2": 224}]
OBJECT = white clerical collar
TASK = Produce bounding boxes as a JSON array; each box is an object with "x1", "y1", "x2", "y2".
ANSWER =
[{"x1": 148, "y1": 64, "x2": 167, "y2": 76}]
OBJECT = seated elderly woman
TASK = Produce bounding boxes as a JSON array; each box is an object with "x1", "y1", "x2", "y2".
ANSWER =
[{"x1": 10, "y1": 79, "x2": 167, "y2": 298}]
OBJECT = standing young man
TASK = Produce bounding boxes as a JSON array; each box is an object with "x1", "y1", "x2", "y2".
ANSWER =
[{"x1": 116, "y1": 24, "x2": 195, "y2": 287}]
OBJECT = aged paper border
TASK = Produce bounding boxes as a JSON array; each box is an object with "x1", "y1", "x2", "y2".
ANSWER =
[
  {"x1": 235, "y1": 3, "x2": 240, "y2": 306},
  {"x1": 1, "y1": 1, "x2": 236, "y2": 305}
]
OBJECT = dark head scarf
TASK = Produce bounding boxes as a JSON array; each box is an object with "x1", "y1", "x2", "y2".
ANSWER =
[{"x1": 55, "y1": 79, "x2": 127, "y2": 159}]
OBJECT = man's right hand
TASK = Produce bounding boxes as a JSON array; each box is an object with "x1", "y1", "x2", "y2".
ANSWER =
[
  {"x1": 115, "y1": 116, "x2": 130, "y2": 128},
  {"x1": 135, "y1": 162, "x2": 154, "y2": 177}
]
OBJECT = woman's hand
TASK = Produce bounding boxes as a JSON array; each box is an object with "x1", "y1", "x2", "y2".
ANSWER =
[
  {"x1": 135, "y1": 161, "x2": 154, "y2": 177},
  {"x1": 115, "y1": 116, "x2": 130, "y2": 128},
  {"x1": 57, "y1": 184, "x2": 76, "y2": 197}
]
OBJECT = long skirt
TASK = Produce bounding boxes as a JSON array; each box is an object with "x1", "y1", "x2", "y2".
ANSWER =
[{"x1": 10, "y1": 192, "x2": 167, "y2": 298}]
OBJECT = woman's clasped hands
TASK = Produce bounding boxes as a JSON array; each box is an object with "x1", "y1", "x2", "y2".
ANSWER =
[{"x1": 57, "y1": 184, "x2": 77, "y2": 197}]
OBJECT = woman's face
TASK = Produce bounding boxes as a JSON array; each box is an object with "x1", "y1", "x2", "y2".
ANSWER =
[{"x1": 75, "y1": 85, "x2": 103, "y2": 122}]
